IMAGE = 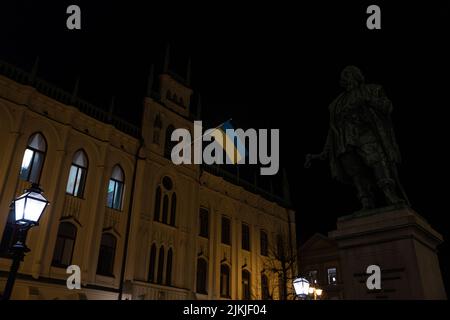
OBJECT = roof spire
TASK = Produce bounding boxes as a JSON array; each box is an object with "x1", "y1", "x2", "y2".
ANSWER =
[
  {"x1": 196, "y1": 94, "x2": 202, "y2": 119},
  {"x1": 108, "y1": 96, "x2": 115, "y2": 122},
  {"x1": 146, "y1": 64, "x2": 155, "y2": 97},
  {"x1": 282, "y1": 168, "x2": 292, "y2": 205},
  {"x1": 71, "y1": 76, "x2": 80, "y2": 104},
  {"x1": 186, "y1": 57, "x2": 191, "y2": 86},
  {"x1": 163, "y1": 43, "x2": 170, "y2": 73},
  {"x1": 29, "y1": 56, "x2": 40, "y2": 84}
]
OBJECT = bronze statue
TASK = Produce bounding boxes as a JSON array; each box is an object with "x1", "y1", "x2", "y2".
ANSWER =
[{"x1": 305, "y1": 66, "x2": 409, "y2": 210}]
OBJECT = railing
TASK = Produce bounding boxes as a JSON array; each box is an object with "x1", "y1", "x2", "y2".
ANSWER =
[
  {"x1": 0, "y1": 60, "x2": 140, "y2": 138},
  {"x1": 131, "y1": 281, "x2": 190, "y2": 300},
  {"x1": 103, "y1": 207, "x2": 121, "y2": 231},
  {"x1": 201, "y1": 164, "x2": 289, "y2": 207},
  {"x1": 62, "y1": 195, "x2": 83, "y2": 221}
]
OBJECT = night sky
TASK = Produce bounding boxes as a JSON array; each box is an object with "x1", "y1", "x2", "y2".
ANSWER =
[{"x1": 1, "y1": 1, "x2": 449, "y2": 292}]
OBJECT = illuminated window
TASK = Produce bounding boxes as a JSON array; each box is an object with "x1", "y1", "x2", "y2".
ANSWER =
[
  {"x1": 66, "y1": 150, "x2": 88, "y2": 198},
  {"x1": 328, "y1": 267, "x2": 337, "y2": 285},
  {"x1": 19, "y1": 133, "x2": 47, "y2": 183},
  {"x1": 106, "y1": 165, "x2": 124, "y2": 210}
]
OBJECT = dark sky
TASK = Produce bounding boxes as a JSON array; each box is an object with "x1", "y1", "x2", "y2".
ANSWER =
[{"x1": 1, "y1": 1, "x2": 449, "y2": 292}]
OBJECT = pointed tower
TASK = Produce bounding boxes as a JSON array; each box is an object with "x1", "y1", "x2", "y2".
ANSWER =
[{"x1": 158, "y1": 45, "x2": 193, "y2": 118}]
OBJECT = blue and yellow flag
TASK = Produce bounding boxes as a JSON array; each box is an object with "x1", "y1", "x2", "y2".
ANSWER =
[{"x1": 210, "y1": 120, "x2": 247, "y2": 164}]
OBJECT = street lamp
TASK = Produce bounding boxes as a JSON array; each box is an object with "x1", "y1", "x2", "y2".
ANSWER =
[
  {"x1": 308, "y1": 285, "x2": 323, "y2": 300},
  {"x1": 293, "y1": 277, "x2": 310, "y2": 300},
  {"x1": 1, "y1": 183, "x2": 49, "y2": 300}
]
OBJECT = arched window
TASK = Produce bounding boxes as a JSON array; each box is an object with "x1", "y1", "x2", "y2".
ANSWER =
[
  {"x1": 164, "y1": 125, "x2": 175, "y2": 159},
  {"x1": 148, "y1": 243, "x2": 157, "y2": 283},
  {"x1": 196, "y1": 258, "x2": 208, "y2": 294},
  {"x1": 161, "y1": 195, "x2": 169, "y2": 224},
  {"x1": 96, "y1": 233, "x2": 116, "y2": 276},
  {"x1": 242, "y1": 270, "x2": 251, "y2": 300},
  {"x1": 107, "y1": 165, "x2": 125, "y2": 210},
  {"x1": 170, "y1": 193, "x2": 176, "y2": 226},
  {"x1": 220, "y1": 264, "x2": 230, "y2": 298},
  {"x1": 66, "y1": 150, "x2": 88, "y2": 198},
  {"x1": 52, "y1": 222, "x2": 77, "y2": 267},
  {"x1": 156, "y1": 246, "x2": 165, "y2": 284},
  {"x1": 261, "y1": 274, "x2": 270, "y2": 300},
  {"x1": 153, "y1": 186, "x2": 161, "y2": 221},
  {"x1": 19, "y1": 133, "x2": 47, "y2": 183},
  {"x1": 165, "y1": 248, "x2": 173, "y2": 286}
]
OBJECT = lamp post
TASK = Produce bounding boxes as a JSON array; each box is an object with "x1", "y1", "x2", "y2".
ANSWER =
[
  {"x1": 308, "y1": 285, "x2": 323, "y2": 300},
  {"x1": 293, "y1": 277, "x2": 310, "y2": 300},
  {"x1": 1, "y1": 183, "x2": 49, "y2": 300}
]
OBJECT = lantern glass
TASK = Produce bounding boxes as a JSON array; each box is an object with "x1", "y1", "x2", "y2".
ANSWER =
[
  {"x1": 293, "y1": 277, "x2": 310, "y2": 296},
  {"x1": 14, "y1": 186, "x2": 48, "y2": 224},
  {"x1": 316, "y1": 288, "x2": 323, "y2": 296}
]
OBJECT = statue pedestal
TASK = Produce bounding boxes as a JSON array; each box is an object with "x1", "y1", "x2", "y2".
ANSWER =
[{"x1": 329, "y1": 205, "x2": 447, "y2": 299}]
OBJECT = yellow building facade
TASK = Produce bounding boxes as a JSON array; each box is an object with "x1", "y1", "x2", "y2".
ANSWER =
[{"x1": 0, "y1": 60, "x2": 296, "y2": 300}]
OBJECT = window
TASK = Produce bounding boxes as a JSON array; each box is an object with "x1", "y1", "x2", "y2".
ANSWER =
[
  {"x1": 199, "y1": 208, "x2": 209, "y2": 238},
  {"x1": 97, "y1": 233, "x2": 116, "y2": 276},
  {"x1": 164, "y1": 125, "x2": 175, "y2": 159},
  {"x1": 157, "y1": 246, "x2": 165, "y2": 284},
  {"x1": 153, "y1": 187, "x2": 161, "y2": 221},
  {"x1": 66, "y1": 150, "x2": 88, "y2": 197},
  {"x1": 242, "y1": 270, "x2": 251, "y2": 300},
  {"x1": 170, "y1": 193, "x2": 176, "y2": 226},
  {"x1": 166, "y1": 248, "x2": 173, "y2": 286},
  {"x1": 261, "y1": 274, "x2": 270, "y2": 300},
  {"x1": 161, "y1": 195, "x2": 169, "y2": 224},
  {"x1": 52, "y1": 222, "x2": 77, "y2": 267},
  {"x1": 242, "y1": 224, "x2": 250, "y2": 251},
  {"x1": 308, "y1": 270, "x2": 318, "y2": 285},
  {"x1": 221, "y1": 216, "x2": 231, "y2": 245},
  {"x1": 196, "y1": 258, "x2": 208, "y2": 294},
  {"x1": 220, "y1": 264, "x2": 230, "y2": 298},
  {"x1": 327, "y1": 267, "x2": 337, "y2": 285},
  {"x1": 107, "y1": 165, "x2": 125, "y2": 210},
  {"x1": 148, "y1": 244, "x2": 156, "y2": 282},
  {"x1": 260, "y1": 230, "x2": 268, "y2": 256},
  {"x1": 154, "y1": 177, "x2": 176, "y2": 226},
  {"x1": 19, "y1": 133, "x2": 47, "y2": 183}
]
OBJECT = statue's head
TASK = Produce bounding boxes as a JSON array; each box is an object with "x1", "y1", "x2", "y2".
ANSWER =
[{"x1": 340, "y1": 65, "x2": 365, "y2": 91}]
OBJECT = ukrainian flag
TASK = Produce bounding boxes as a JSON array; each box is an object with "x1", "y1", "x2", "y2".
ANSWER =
[{"x1": 210, "y1": 120, "x2": 247, "y2": 164}]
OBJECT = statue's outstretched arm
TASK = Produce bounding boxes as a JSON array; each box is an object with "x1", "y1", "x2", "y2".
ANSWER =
[{"x1": 304, "y1": 128, "x2": 331, "y2": 168}]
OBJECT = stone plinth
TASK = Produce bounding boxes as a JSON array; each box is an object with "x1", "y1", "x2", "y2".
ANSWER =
[{"x1": 329, "y1": 205, "x2": 447, "y2": 299}]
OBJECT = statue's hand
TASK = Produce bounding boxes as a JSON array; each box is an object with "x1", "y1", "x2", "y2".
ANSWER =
[
  {"x1": 304, "y1": 154, "x2": 313, "y2": 168},
  {"x1": 304, "y1": 152, "x2": 327, "y2": 168}
]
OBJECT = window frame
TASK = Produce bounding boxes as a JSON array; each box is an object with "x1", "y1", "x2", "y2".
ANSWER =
[
  {"x1": 19, "y1": 133, "x2": 47, "y2": 184},
  {"x1": 52, "y1": 222, "x2": 77, "y2": 268}
]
